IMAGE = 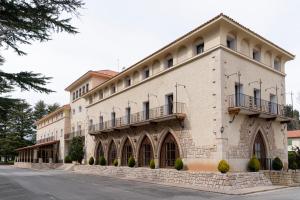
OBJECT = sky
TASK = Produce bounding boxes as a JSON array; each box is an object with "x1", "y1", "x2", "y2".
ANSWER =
[{"x1": 2, "y1": 0, "x2": 300, "y2": 109}]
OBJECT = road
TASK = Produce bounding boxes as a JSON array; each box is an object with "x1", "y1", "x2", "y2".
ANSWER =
[{"x1": 0, "y1": 166, "x2": 299, "y2": 200}]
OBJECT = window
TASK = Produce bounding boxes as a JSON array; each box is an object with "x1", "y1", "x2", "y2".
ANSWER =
[
  {"x1": 99, "y1": 90, "x2": 103, "y2": 100},
  {"x1": 73, "y1": 92, "x2": 75, "y2": 101},
  {"x1": 111, "y1": 85, "x2": 116, "y2": 94},
  {"x1": 76, "y1": 90, "x2": 79, "y2": 98},
  {"x1": 226, "y1": 35, "x2": 236, "y2": 50},
  {"x1": 143, "y1": 101, "x2": 150, "y2": 120},
  {"x1": 83, "y1": 86, "x2": 86, "y2": 94},
  {"x1": 79, "y1": 88, "x2": 82, "y2": 97},
  {"x1": 88, "y1": 96, "x2": 93, "y2": 104},
  {"x1": 254, "y1": 89, "x2": 261, "y2": 107},
  {"x1": 86, "y1": 83, "x2": 89, "y2": 92},
  {"x1": 274, "y1": 58, "x2": 281, "y2": 71},
  {"x1": 253, "y1": 48, "x2": 261, "y2": 61},
  {"x1": 143, "y1": 68, "x2": 150, "y2": 79},
  {"x1": 79, "y1": 106, "x2": 82, "y2": 112},
  {"x1": 60, "y1": 129, "x2": 63, "y2": 137},
  {"x1": 72, "y1": 109, "x2": 75, "y2": 115},
  {"x1": 111, "y1": 112, "x2": 116, "y2": 127},
  {"x1": 124, "y1": 77, "x2": 131, "y2": 87},
  {"x1": 288, "y1": 139, "x2": 292, "y2": 146},
  {"x1": 99, "y1": 115, "x2": 104, "y2": 130},
  {"x1": 88, "y1": 120, "x2": 93, "y2": 132},
  {"x1": 196, "y1": 43, "x2": 204, "y2": 54},
  {"x1": 166, "y1": 94, "x2": 174, "y2": 114},
  {"x1": 126, "y1": 107, "x2": 131, "y2": 124},
  {"x1": 167, "y1": 58, "x2": 173, "y2": 68}
]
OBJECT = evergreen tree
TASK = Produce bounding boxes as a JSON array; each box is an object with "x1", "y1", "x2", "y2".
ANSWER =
[
  {"x1": 47, "y1": 103, "x2": 60, "y2": 113},
  {"x1": 33, "y1": 100, "x2": 48, "y2": 121},
  {"x1": 285, "y1": 105, "x2": 300, "y2": 130},
  {"x1": 69, "y1": 136, "x2": 84, "y2": 163}
]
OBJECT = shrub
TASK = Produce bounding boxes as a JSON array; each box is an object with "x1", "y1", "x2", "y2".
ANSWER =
[
  {"x1": 113, "y1": 159, "x2": 118, "y2": 167},
  {"x1": 175, "y1": 158, "x2": 183, "y2": 170},
  {"x1": 99, "y1": 156, "x2": 106, "y2": 166},
  {"x1": 272, "y1": 157, "x2": 283, "y2": 171},
  {"x1": 149, "y1": 159, "x2": 155, "y2": 169},
  {"x1": 64, "y1": 155, "x2": 72, "y2": 163},
  {"x1": 128, "y1": 156, "x2": 135, "y2": 167},
  {"x1": 218, "y1": 160, "x2": 230, "y2": 173},
  {"x1": 248, "y1": 156, "x2": 260, "y2": 172},
  {"x1": 88, "y1": 157, "x2": 94, "y2": 165},
  {"x1": 288, "y1": 151, "x2": 299, "y2": 170}
]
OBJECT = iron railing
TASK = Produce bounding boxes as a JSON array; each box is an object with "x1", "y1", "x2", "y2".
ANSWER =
[
  {"x1": 227, "y1": 93, "x2": 288, "y2": 117},
  {"x1": 37, "y1": 136, "x2": 55, "y2": 144},
  {"x1": 64, "y1": 130, "x2": 85, "y2": 140},
  {"x1": 89, "y1": 102, "x2": 185, "y2": 134}
]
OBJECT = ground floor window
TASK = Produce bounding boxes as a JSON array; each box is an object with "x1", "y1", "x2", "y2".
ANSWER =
[
  {"x1": 96, "y1": 141, "x2": 104, "y2": 164},
  {"x1": 160, "y1": 133, "x2": 179, "y2": 168},
  {"x1": 122, "y1": 138, "x2": 133, "y2": 166},
  {"x1": 253, "y1": 132, "x2": 267, "y2": 170},
  {"x1": 108, "y1": 141, "x2": 117, "y2": 165},
  {"x1": 138, "y1": 136, "x2": 153, "y2": 167}
]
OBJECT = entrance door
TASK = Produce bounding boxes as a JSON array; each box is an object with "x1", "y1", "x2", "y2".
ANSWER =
[{"x1": 253, "y1": 132, "x2": 266, "y2": 170}]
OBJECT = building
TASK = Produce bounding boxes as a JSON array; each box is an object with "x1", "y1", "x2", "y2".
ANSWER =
[
  {"x1": 288, "y1": 130, "x2": 300, "y2": 151},
  {"x1": 16, "y1": 14, "x2": 294, "y2": 171}
]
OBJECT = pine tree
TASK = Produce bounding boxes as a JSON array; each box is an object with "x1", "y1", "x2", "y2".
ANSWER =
[{"x1": 47, "y1": 103, "x2": 61, "y2": 113}]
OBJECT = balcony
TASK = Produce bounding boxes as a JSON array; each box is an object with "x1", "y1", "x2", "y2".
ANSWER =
[
  {"x1": 64, "y1": 130, "x2": 85, "y2": 140},
  {"x1": 227, "y1": 93, "x2": 290, "y2": 122},
  {"x1": 89, "y1": 102, "x2": 186, "y2": 135},
  {"x1": 36, "y1": 136, "x2": 55, "y2": 144}
]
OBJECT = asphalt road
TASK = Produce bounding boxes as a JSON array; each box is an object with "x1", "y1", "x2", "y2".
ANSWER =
[{"x1": 0, "y1": 166, "x2": 299, "y2": 200}]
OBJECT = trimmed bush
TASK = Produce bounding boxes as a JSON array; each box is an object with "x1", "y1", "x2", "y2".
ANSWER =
[
  {"x1": 88, "y1": 157, "x2": 94, "y2": 165},
  {"x1": 175, "y1": 158, "x2": 183, "y2": 170},
  {"x1": 149, "y1": 159, "x2": 155, "y2": 169},
  {"x1": 248, "y1": 156, "x2": 260, "y2": 172},
  {"x1": 218, "y1": 160, "x2": 230, "y2": 173},
  {"x1": 113, "y1": 159, "x2": 118, "y2": 167},
  {"x1": 288, "y1": 151, "x2": 299, "y2": 170},
  {"x1": 64, "y1": 155, "x2": 72, "y2": 163},
  {"x1": 128, "y1": 156, "x2": 135, "y2": 167},
  {"x1": 99, "y1": 156, "x2": 106, "y2": 166},
  {"x1": 272, "y1": 157, "x2": 283, "y2": 171}
]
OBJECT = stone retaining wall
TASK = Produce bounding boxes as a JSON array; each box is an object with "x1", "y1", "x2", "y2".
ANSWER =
[
  {"x1": 73, "y1": 165, "x2": 271, "y2": 191},
  {"x1": 14, "y1": 162, "x2": 63, "y2": 170},
  {"x1": 263, "y1": 171, "x2": 300, "y2": 186}
]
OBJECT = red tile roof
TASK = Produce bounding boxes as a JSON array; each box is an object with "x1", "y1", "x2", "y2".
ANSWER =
[
  {"x1": 97, "y1": 70, "x2": 118, "y2": 77},
  {"x1": 288, "y1": 130, "x2": 300, "y2": 138}
]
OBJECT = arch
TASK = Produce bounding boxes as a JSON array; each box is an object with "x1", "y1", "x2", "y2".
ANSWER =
[
  {"x1": 137, "y1": 135, "x2": 154, "y2": 167},
  {"x1": 251, "y1": 129, "x2": 268, "y2": 170},
  {"x1": 274, "y1": 56, "x2": 281, "y2": 71},
  {"x1": 107, "y1": 140, "x2": 117, "y2": 165},
  {"x1": 158, "y1": 131, "x2": 180, "y2": 168},
  {"x1": 94, "y1": 139, "x2": 104, "y2": 164},
  {"x1": 193, "y1": 37, "x2": 204, "y2": 55},
  {"x1": 164, "y1": 53, "x2": 174, "y2": 68},
  {"x1": 177, "y1": 45, "x2": 188, "y2": 63},
  {"x1": 121, "y1": 137, "x2": 134, "y2": 166},
  {"x1": 226, "y1": 32, "x2": 237, "y2": 50}
]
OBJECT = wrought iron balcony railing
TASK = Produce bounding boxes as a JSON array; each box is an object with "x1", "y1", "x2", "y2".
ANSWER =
[
  {"x1": 36, "y1": 136, "x2": 55, "y2": 144},
  {"x1": 88, "y1": 102, "x2": 186, "y2": 134},
  {"x1": 64, "y1": 130, "x2": 85, "y2": 140},
  {"x1": 227, "y1": 93, "x2": 288, "y2": 118}
]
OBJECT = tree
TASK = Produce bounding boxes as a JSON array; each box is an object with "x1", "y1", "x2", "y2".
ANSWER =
[
  {"x1": 69, "y1": 136, "x2": 84, "y2": 163},
  {"x1": 0, "y1": 0, "x2": 84, "y2": 112},
  {"x1": 47, "y1": 103, "x2": 60, "y2": 113},
  {"x1": 33, "y1": 100, "x2": 48, "y2": 121},
  {"x1": 285, "y1": 105, "x2": 300, "y2": 130}
]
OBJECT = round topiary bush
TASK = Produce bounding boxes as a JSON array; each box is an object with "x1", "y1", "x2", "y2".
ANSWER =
[
  {"x1": 113, "y1": 159, "x2": 118, "y2": 167},
  {"x1": 175, "y1": 158, "x2": 183, "y2": 170},
  {"x1": 64, "y1": 155, "x2": 72, "y2": 163},
  {"x1": 272, "y1": 157, "x2": 283, "y2": 171},
  {"x1": 88, "y1": 157, "x2": 94, "y2": 165},
  {"x1": 218, "y1": 160, "x2": 230, "y2": 173},
  {"x1": 149, "y1": 159, "x2": 155, "y2": 169},
  {"x1": 99, "y1": 156, "x2": 106, "y2": 166},
  {"x1": 248, "y1": 156, "x2": 260, "y2": 172},
  {"x1": 128, "y1": 156, "x2": 135, "y2": 167}
]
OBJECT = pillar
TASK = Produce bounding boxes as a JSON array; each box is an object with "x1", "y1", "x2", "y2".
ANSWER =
[{"x1": 34, "y1": 149, "x2": 38, "y2": 163}]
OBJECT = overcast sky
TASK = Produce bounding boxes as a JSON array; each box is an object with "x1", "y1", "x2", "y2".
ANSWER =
[{"x1": 2, "y1": 0, "x2": 300, "y2": 109}]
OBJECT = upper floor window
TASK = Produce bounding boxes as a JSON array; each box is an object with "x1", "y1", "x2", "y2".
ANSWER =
[
  {"x1": 111, "y1": 85, "x2": 116, "y2": 94},
  {"x1": 72, "y1": 92, "x2": 75, "y2": 101},
  {"x1": 253, "y1": 47, "x2": 261, "y2": 61},
  {"x1": 99, "y1": 90, "x2": 103, "y2": 100},
  {"x1": 79, "y1": 106, "x2": 82, "y2": 112},
  {"x1": 76, "y1": 90, "x2": 79, "y2": 98},
  {"x1": 274, "y1": 57, "x2": 281, "y2": 71},
  {"x1": 226, "y1": 34, "x2": 236, "y2": 50},
  {"x1": 143, "y1": 68, "x2": 150, "y2": 79},
  {"x1": 194, "y1": 37, "x2": 204, "y2": 55},
  {"x1": 72, "y1": 109, "x2": 75, "y2": 115},
  {"x1": 124, "y1": 76, "x2": 131, "y2": 87},
  {"x1": 79, "y1": 88, "x2": 82, "y2": 97},
  {"x1": 86, "y1": 83, "x2": 89, "y2": 92},
  {"x1": 88, "y1": 96, "x2": 93, "y2": 104},
  {"x1": 82, "y1": 86, "x2": 86, "y2": 94}
]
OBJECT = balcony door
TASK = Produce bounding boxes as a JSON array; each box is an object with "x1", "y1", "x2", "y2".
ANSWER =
[
  {"x1": 235, "y1": 83, "x2": 243, "y2": 106},
  {"x1": 254, "y1": 89, "x2": 261, "y2": 108},
  {"x1": 126, "y1": 107, "x2": 131, "y2": 124},
  {"x1": 269, "y1": 94, "x2": 277, "y2": 114},
  {"x1": 166, "y1": 94, "x2": 174, "y2": 115},
  {"x1": 111, "y1": 112, "x2": 116, "y2": 127},
  {"x1": 143, "y1": 101, "x2": 149, "y2": 120}
]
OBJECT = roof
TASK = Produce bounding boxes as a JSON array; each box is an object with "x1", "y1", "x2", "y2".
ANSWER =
[
  {"x1": 82, "y1": 13, "x2": 295, "y2": 98},
  {"x1": 16, "y1": 140, "x2": 60, "y2": 151},
  {"x1": 65, "y1": 70, "x2": 118, "y2": 91},
  {"x1": 288, "y1": 130, "x2": 300, "y2": 138},
  {"x1": 36, "y1": 104, "x2": 70, "y2": 125}
]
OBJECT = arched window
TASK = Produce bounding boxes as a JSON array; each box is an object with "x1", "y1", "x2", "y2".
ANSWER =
[
  {"x1": 121, "y1": 138, "x2": 133, "y2": 166},
  {"x1": 138, "y1": 136, "x2": 153, "y2": 167},
  {"x1": 253, "y1": 46, "x2": 261, "y2": 61},
  {"x1": 160, "y1": 133, "x2": 179, "y2": 168},
  {"x1": 96, "y1": 141, "x2": 104, "y2": 164},
  {"x1": 164, "y1": 54, "x2": 173, "y2": 68},
  {"x1": 193, "y1": 37, "x2": 204, "y2": 55},
  {"x1": 108, "y1": 141, "x2": 117, "y2": 165},
  {"x1": 226, "y1": 33, "x2": 236, "y2": 50},
  {"x1": 274, "y1": 57, "x2": 281, "y2": 71}
]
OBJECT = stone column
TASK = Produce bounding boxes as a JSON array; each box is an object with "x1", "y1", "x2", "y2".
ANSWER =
[
  {"x1": 154, "y1": 158, "x2": 159, "y2": 169},
  {"x1": 29, "y1": 149, "x2": 32, "y2": 163},
  {"x1": 34, "y1": 149, "x2": 38, "y2": 163}
]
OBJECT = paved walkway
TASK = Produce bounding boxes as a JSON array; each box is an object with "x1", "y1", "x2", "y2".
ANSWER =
[{"x1": 0, "y1": 166, "x2": 299, "y2": 200}]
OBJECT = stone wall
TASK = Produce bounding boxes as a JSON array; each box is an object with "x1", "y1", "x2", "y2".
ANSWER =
[
  {"x1": 14, "y1": 162, "x2": 63, "y2": 170},
  {"x1": 263, "y1": 171, "x2": 297, "y2": 186},
  {"x1": 73, "y1": 165, "x2": 271, "y2": 192}
]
